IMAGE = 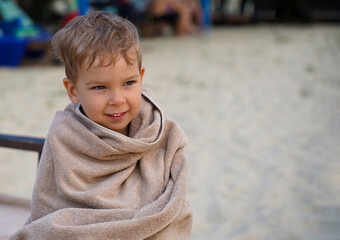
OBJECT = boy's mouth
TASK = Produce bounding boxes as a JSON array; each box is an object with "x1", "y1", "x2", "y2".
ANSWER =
[
  {"x1": 111, "y1": 113, "x2": 123, "y2": 117},
  {"x1": 107, "y1": 112, "x2": 126, "y2": 121}
]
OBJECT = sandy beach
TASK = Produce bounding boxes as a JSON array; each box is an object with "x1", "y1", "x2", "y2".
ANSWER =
[{"x1": 1, "y1": 24, "x2": 340, "y2": 239}]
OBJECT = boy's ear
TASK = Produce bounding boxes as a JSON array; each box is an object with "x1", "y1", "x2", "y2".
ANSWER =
[
  {"x1": 140, "y1": 67, "x2": 145, "y2": 85},
  {"x1": 63, "y1": 78, "x2": 80, "y2": 104}
]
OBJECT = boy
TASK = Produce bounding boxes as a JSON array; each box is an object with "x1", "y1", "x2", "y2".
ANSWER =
[{"x1": 9, "y1": 11, "x2": 192, "y2": 240}]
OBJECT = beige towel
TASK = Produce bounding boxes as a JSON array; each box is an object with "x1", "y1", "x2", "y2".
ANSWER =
[{"x1": 8, "y1": 88, "x2": 192, "y2": 240}]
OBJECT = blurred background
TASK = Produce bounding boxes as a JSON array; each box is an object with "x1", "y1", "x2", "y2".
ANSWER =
[
  {"x1": 1, "y1": 0, "x2": 340, "y2": 239},
  {"x1": 1, "y1": 0, "x2": 340, "y2": 66}
]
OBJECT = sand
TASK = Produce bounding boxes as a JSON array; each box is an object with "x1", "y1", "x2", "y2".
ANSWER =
[{"x1": 0, "y1": 24, "x2": 340, "y2": 239}]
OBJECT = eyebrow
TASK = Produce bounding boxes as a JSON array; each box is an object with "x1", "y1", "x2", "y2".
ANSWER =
[
  {"x1": 125, "y1": 74, "x2": 140, "y2": 80},
  {"x1": 85, "y1": 80, "x2": 105, "y2": 86},
  {"x1": 85, "y1": 74, "x2": 140, "y2": 86}
]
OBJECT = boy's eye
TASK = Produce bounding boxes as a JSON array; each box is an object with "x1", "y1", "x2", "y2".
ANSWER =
[
  {"x1": 124, "y1": 81, "x2": 135, "y2": 86},
  {"x1": 92, "y1": 86, "x2": 106, "y2": 90}
]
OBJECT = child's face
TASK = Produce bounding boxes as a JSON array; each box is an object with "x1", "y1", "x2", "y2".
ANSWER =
[{"x1": 63, "y1": 54, "x2": 144, "y2": 136}]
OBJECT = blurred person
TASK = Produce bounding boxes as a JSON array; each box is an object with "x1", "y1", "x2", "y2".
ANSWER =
[
  {"x1": 150, "y1": 0, "x2": 203, "y2": 36},
  {"x1": 8, "y1": 11, "x2": 192, "y2": 240}
]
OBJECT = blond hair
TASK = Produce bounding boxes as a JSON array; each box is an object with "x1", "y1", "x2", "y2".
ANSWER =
[{"x1": 51, "y1": 11, "x2": 141, "y2": 81}]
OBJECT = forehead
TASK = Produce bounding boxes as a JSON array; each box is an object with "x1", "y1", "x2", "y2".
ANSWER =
[
  {"x1": 82, "y1": 57, "x2": 138, "y2": 77},
  {"x1": 83, "y1": 46, "x2": 140, "y2": 70},
  {"x1": 77, "y1": 56, "x2": 139, "y2": 82}
]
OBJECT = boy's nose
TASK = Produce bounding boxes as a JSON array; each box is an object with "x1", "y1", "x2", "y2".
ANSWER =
[{"x1": 108, "y1": 91, "x2": 126, "y2": 105}]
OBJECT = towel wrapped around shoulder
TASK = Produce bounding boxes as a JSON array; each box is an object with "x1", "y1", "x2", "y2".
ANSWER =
[{"x1": 9, "y1": 88, "x2": 192, "y2": 240}]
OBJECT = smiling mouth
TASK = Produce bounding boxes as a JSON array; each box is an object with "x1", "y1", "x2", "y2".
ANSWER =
[
  {"x1": 110, "y1": 113, "x2": 124, "y2": 117},
  {"x1": 107, "y1": 112, "x2": 126, "y2": 120}
]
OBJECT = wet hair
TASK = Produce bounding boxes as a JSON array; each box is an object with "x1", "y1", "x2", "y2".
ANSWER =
[{"x1": 51, "y1": 11, "x2": 141, "y2": 82}]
